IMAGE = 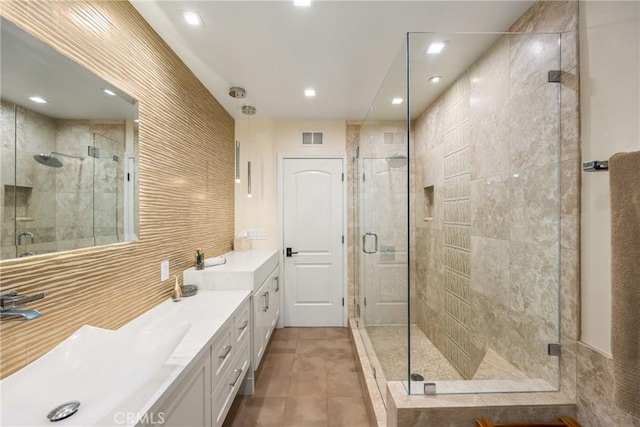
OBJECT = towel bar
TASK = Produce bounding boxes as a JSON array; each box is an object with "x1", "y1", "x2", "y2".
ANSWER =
[{"x1": 475, "y1": 416, "x2": 581, "y2": 427}]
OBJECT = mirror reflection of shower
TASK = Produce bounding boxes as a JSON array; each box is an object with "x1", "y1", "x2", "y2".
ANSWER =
[{"x1": 33, "y1": 151, "x2": 85, "y2": 168}]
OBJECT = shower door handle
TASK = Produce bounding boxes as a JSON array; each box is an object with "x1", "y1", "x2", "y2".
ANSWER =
[{"x1": 362, "y1": 232, "x2": 378, "y2": 254}]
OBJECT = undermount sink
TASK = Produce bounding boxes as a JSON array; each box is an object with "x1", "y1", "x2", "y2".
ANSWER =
[{"x1": 1, "y1": 322, "x2": 190, "y2": 426}]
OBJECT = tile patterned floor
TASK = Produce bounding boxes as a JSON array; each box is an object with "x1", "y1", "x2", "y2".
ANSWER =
[{"x1": 225, "y1": 327, "x2": 375, "y2": 427}]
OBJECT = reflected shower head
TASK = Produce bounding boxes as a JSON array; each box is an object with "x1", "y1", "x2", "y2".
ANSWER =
[
  {"x1": 33, "y1": 151, "x2": 85, "y2": 168},
  {"x1": 33, "y1": 154, "x2": 63, "y2": 168}
]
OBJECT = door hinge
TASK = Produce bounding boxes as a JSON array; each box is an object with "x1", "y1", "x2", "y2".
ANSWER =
[
  {"x1": 342, "y1": 235, "x2": 344, "y2": 244},
  {"x1": 342, "y1": 297, "x2": 344, "y2": 307},
  {"x1": 341, "y1": 172, "x2": 344, "y2": 182},
  {"x1": 548, "y1": 70, "x2": 561, "y2": 83}
]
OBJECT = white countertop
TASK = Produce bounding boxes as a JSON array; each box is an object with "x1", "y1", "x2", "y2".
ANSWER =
[
  {"x1": 97, "y1": 290, "x2": 251, "y2": 426},
  {"x1": 184, "y1": 249, "x2": 279, "y2": 292}
]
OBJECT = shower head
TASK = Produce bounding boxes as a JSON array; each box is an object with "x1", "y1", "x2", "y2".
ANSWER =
[
  {"x1": 33, "y1": 151, "x2": 85, "y2": 168},
  {"x1": 33, "y1": 154, "x2": 63, "y2": 168},
  {"x1": 386, "y1": 155, "x2": 408, "y2": 169}
]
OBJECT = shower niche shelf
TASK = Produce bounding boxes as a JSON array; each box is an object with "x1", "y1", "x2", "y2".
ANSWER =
[
  {"x1": 4, "y1": 185, "x2": 33, "y2": 222},
  {"x1": 423, "y1": 185, "x2": 434, "y2": 222}
]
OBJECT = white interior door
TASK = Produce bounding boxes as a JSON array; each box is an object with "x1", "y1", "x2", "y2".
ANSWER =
[{"x1": 283, "y1": 158, "x2": 344, "y2": 327}]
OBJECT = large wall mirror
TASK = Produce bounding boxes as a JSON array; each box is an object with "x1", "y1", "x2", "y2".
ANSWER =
[{"x1": 1, "y1": 18, "x2": 139, "y2": 260}]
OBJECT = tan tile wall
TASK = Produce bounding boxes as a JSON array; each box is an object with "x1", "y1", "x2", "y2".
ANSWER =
[{"x1": 0, "y1": 1, "x2": 234, "y2": 379}]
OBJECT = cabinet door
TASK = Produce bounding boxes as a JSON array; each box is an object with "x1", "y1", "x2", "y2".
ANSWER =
[
  {"x1": 155, "y1": 351, "x2": 211, "y2": 427},
  {"x1": 252, "y1": 281, "x2": 269, "y2": 369},
  {"x1": 270, "y1": 269, "x2": 281, "y2": 329}
]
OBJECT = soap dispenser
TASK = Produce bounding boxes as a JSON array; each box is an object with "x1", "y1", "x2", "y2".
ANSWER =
[{"x1": 171, "y1": 275, "x2": 182, "y2": 302}]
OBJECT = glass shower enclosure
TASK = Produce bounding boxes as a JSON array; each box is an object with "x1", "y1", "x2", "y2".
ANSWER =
[{"x1": 354, "y1": 31, "x2": 562, "y2": 402}]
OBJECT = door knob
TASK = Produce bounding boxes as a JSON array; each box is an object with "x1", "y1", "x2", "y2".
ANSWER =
[{"x1": 286, "y1": 247, "x2": 298, "y2": 257}]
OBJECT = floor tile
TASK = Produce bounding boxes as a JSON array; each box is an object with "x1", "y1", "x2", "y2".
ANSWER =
[
  {"x1": 327, "y1": 396, "x2": 371, "y2": 427},
  {"x1": 326, "y1": 354, "x2": 357, "y2": 373},
  {"x1": 297, "y1": 327, "x2": 328, "y2": 340},
  {"x1": 283, "y1": 396, "x2": 328, "y2": 427},
  {"x1": 254, "y1": 374, "x2": 291, "y2": 397},
  {"x1": 268, "y1": 339, "x2": 297, "y2": 354},
  {"x1": 325, "y1": 328, "x2": 349, "y2": 339},
  {"x1": 327, "y1": 372, "x2": 363, "y2": 397},
  {"x1": 292, "y1": 354, "x2": 327, "y2": 374},
  {"x1": 261, "y1": 353, "x2": 295, "y2": 375},
  {"x1": 273, "y1": 327, "x2": 299, "y2": 341},
  {"x1": 233, "y1": 397, "x2": 286, "y2": 427},
  {"x1": 288, "y1": 372, "x2": 327, "y2": 396}
]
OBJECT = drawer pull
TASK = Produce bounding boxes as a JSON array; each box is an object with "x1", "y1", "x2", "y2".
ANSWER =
[
  {"x1": 219, "y1": 345, "x2": 232, "y2": 359},
  {"x1": 229, "y1": 368, "x2": 243, "y2": 387},
  {"x1": 238, "y1": 320, "x2": 249, "y2": 331},
  {"x1": 275, "y1": 276, "x2": 279, "y2": 292}
]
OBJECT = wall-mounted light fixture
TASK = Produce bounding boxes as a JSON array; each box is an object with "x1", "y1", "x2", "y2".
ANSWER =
[{"x1": 247, "y1": 161, "x2": 252, "y2": 198}]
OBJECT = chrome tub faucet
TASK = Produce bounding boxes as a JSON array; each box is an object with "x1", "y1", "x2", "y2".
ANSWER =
[
  {"x1": 0, "y1": 290, "x2": 45, "y2": 320},
  {"x1": 16, "y1": 231, "x2": 35, "y2": 246}
]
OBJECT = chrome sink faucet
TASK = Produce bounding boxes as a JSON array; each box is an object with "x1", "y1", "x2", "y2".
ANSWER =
[
  {"x1": 0, "y1": 290, "x2": 45, "y2": 320},
  {"x1": 16, "y1": 231, "x2": 35, "y2": 246}
]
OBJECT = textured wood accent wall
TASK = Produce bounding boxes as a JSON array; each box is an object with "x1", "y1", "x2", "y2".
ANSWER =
[{"x1": 0, "y1": 1, "x2": 235, "y2": 379}]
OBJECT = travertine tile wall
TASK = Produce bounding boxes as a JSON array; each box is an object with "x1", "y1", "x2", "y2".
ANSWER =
[
  {"x1": 0, "y1": 1, "x2": 234, "y2": 379},
  {"x1": 413, "y1": 0, "x2": 579, "y2": 387}
]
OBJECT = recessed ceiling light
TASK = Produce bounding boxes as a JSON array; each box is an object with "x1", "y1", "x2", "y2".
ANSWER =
[
  {"x1": 305, "y1": 88, "x2": 316, "y2": 97},
  {"x1": 429, "y1": 76, "x2": 443, "y2": 83},
  {"x1": 182, "y1": 11, "x2": 203, "y2": 26},
  {"x1": 392, "y1": 97, "x2": 403, "y2": 105},
  {"x1": 103, "y1": 89, "x2": 116, "y2": 96},
  {"x1": 294, "y1": 0, "x2": 311, "y2": 7},
  {"x1": 426, "y1": 41, "x2": 447, "y2": 54},
  {"x1": 29, "y1": 96, "x2": 47, "y2": 104}
]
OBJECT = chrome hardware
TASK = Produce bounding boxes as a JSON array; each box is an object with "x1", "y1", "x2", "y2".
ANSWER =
[
  {"x1": 229, "y1": 368, "x2": 243, "y2": 387},
  {"x1": 47, "y1": 401, "x2": 81, "y2": 422},
  {"x1": 238, "y1": 320, "x2": 249, "y2": 331},
  {"x1": 219, "y1": 345, "x2": 232, "y2": 360},
  {"x1": 362, "y1": 232, "x2": 378, "y2": 254},
  {"x1": 583, "y1": 160, "x2": 609, "y2": 172},
  {"x1": 274, "y1": 276, "x2": 279, "y2": 292},
  {"x1": 548, "y1": 70, "x2": 562, "y2": 83},
  {"x1": 16, "y1": 231, "x2": 34, "y2": 246},
  {"x1": 1, "y1": 290, "x2": 45, "y2": 309},
  {"x1": 262, "y1": 292, "x2": 270, "y2": 312},
  {"x1": 286, "y1": 247, "x2": 298, "y2": 257},
  {"x1": 18, "y1": 252, "x2": 35, "y2": 257},
  {"x1": 548, "y1": 343, "x2": 561, "y2": 356},
  {"x1": 424, "y1": 382, "x2": 437, "y2": 395},
  {"x1": 0, "y1": 309, "x2": 42, "y2": 320}
]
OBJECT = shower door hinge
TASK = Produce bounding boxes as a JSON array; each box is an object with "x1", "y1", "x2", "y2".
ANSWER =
[
  {"x1": 548, "y1": 70, "x2": 562, "y2": 83},
  {"x1": 342, "y1": 173, "x2": 344, "y2": 182},
  {"x1": 548, "y1": 343, "x2": 561, "y2": 356},
  {"x1": 87, "y1": 146, "x2": 100, "y2": 158},
  {"x1": 342, "y1": 235, "x2": 344, "y2": 244},
  {"x1": 342, "y1": 297, "x2": 344, "y2": 307}
]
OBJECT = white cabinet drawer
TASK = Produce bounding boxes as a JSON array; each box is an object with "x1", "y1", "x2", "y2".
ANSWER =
[
  {"x1": 234, "y1": 301, "x2": 250, "y2": 344},
  {"x1": 210, "y1": 320, "x2": 234, "y2": 387},
  {"x1": 211, "y1": 339, "x2": 250, "y2": 427}
]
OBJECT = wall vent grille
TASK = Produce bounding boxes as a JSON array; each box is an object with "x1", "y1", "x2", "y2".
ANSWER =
[{"x1": 301, "y1": 132, "x2": 324, "y2": 146}]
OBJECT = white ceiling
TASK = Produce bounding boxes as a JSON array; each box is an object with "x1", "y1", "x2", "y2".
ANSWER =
[{"x1": 131, "y1": 1, "x2": 534, "y2": 121}]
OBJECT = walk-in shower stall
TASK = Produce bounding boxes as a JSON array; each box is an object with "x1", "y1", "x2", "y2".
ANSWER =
[{"x1": 354, "y1": 30, "x2": 562, "y2": 402}]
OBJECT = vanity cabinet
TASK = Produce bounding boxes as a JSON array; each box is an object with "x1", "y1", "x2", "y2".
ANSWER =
[
  {"x1": 149, "y1": 298, "x2": 250, "y2": 427},
  {"x1": 183, "y1": 249, "x2": 280, "y2": 394}
]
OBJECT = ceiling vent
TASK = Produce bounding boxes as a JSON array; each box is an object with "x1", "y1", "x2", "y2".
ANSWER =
[{"x1": 301, "y1": 131, "x2": 324, "y2": 146}]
